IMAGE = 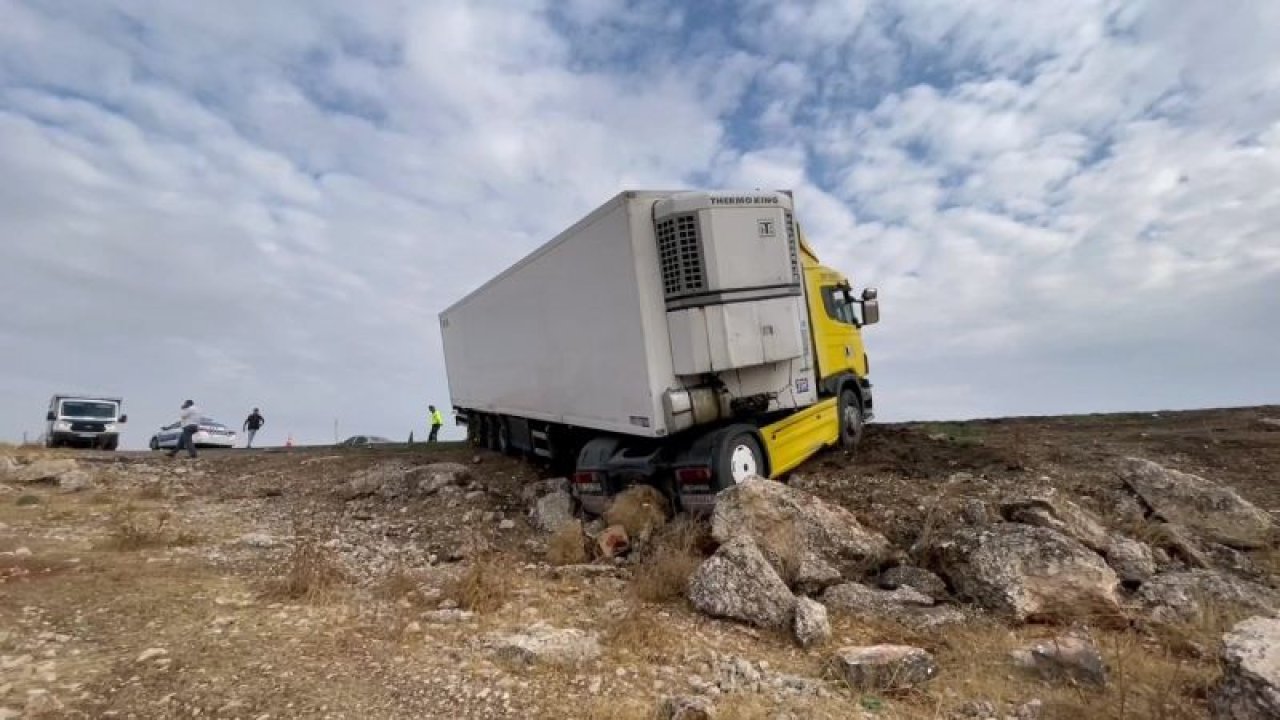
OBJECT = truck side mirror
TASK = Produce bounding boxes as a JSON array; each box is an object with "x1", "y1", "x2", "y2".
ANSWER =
[
  {"x1": 861, "y1": 287, "x2": 878, "y2": 301},
  {"x1": 862, "y1": 299, "x2": 880, "y2": 325},
  {"x1": 46, "y1": 411, "x2": 55, "y2": 422},
  {"x1": 119, "y1": 414, "x2": 128, "y2": 423}
]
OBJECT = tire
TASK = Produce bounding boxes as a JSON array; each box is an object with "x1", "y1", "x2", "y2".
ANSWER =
[
  {"x1": 496, "y1": 419, "x2": 511, "y2": 455},
  {"x1": 467, "y1": 417, "x2": 482, "y2": 447},
  {"x1": 838, "y1": 388, "x2": 864, "y2": 451},
  {"x1": 714, "y1": 429, "x2": 765, "y2": 491},
  {"x1": 103, "y1": 438, "x2": 118, "y2": 451},
  {"x1": 149, "y1": 436, "x2": 160, "y2": 451},
  {"x1": 486, "y1": 416, "x2": 503, "y2": 452}
]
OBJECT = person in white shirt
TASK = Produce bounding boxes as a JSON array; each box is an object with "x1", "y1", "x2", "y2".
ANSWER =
[{"x1": 167, "y1": 399, "x2": 202, "y2": 458}]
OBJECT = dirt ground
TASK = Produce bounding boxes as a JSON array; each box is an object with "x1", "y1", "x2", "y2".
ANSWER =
[{"x1": 2, "y1": 405, "x2": 1278, "y2": 719}]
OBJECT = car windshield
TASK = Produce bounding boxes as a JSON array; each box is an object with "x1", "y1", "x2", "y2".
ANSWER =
[
  {"x1": 198, "y1": 418, "x2": 225, "y2": 428},
  {"x1": 60, "y1": 401, "x2": 116, "y2": 418}
]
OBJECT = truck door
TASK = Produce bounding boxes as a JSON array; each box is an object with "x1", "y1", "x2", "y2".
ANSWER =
[{"x1": 804, "y1": 268, "x2": 867, "y2": 382}]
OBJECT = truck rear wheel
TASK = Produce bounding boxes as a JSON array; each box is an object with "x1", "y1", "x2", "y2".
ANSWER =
[
  {"x1": 496, "y1": 419, "x2": 512, "y2": 455},
  {"x1": 715, "y1": 430, "x2": 764, "y2": 490},
  {"x1": 839, "y1": 388, "x2": 864, "y2": 450}
]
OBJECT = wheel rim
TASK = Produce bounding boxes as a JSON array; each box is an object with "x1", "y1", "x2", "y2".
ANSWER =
[{"x1": 729, "y1": 443, "x2": 759, "y2": 483}]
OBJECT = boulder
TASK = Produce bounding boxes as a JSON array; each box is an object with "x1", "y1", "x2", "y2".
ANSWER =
[
  {"x1": 793, "y1": 597, "x2": 831, "y2": 648},
  {"x1": 1010, "y1": 633, "x2": 1108, "y2": 687},
  {"x1": 878, "y1": 566, "x2": 949, "y2": 601},
  {"x1": 1212, "y1": 617, "x2": 1280, "y2": 719},
  {"x1": 711, "y1": 477, "x2": 891, "y2": 592},
  {"x1": 960, "y1": 499, "x2": 992, "y2": 526},
  {"x1": 1001, "y1": 493, "x2": 1109, "y2": 551},
  {"x1": 13, "y1": 459, "x2": 80, "y2": 485},
  {"x1": 687, "y1": 536, "x2": 796, "y2": 630},
  {"x1": 531, "y1": 490, "x2": 575, "y2": 532},
  {"x1": 1121, "y1": 458, "x2": 1274, "y2": 549},
  {"x1": 0, "y1": 455, "x2": 18, "y2": 478},
  {"x1": 1138, "y1": 571, "x2": 1280, "y2": 625},
  {"x1": 657, "y1": 696, "x2": 716, "y2": 720},
  {"x1": 1103, "y1": 535, "x2": 1157, "y2": 584},
  {"x1": 56, "y1": 469, "x2": 93, "y2": 492},
  {"x1": 925, "y1": 524, "x2": 1122, "y2": 622},
  {"x1": 412, "y1": 462, "x2": 472, "y2": 495},
  {"x1": 820, "y1": 582, "x2": 968, "y2": 630},
  {"x1": 490, "y1": 622, "x2": 601, "y2": 666},
  {"x1": 520, "y1": 477, "x2": 570, "y2": 505},
  {"x1": 827, "y1": 645, "x2": 938, "y2": 691}
]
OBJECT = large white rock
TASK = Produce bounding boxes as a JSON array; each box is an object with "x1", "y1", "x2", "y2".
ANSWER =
[
  {"x1": 13, "y1": 459, "x2": 80, "y2": 485},
  {"x1": 926, "y1": 523, "x2": 1121, "y2": 622},
  {"x1": 489, "y1": 622, "x2": 601, "y2": 666},
  {"x1": 793, "y1": 597, "x2": 831, "y2": 648},
  {"x1": 827, "y1": 645, "x2": 938, "y2": 691},
  {"x1": 688, "y1": 536, "x2": 796, "y2": 630},
  {"x1": 711, "y1": 477, "x2": 890, "y2": 592},
  {"x1": 1138, "y1": 571, "x2": 1280, "y2": 625},
  {"x1": 1121, "y1": 458, "x2": 1275, "y2": 549},
  {"x1": 1212, "y1": 617, "x2": 1280, "y2": 719}
]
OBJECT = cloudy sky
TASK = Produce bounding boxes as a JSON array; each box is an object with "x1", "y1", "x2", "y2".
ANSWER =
[{"x1": 2, "y1": 0, "x2": 1278, "y2": 448}]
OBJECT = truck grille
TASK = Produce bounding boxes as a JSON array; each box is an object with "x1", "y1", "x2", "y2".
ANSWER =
[
  {"x1": 785, "y1": 210, "x2": 799, "y2": 283},
  {"x1": 656, "y1": 214, "x2": 705, "y2": 299},
  {"x1": 70, "y1": 422, "x2": 106, "y2": 432}
]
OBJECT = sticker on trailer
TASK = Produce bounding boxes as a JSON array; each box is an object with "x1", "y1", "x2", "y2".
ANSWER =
[
  {"x1": 629, "y1": 416, "x2": 650, "y2": 428},
  {"x1": 796, "y1": 378, "x2": 810, "y2": 393},
  {"x1": 757, "y1": 219, "x2": 776, "y2": 237}
]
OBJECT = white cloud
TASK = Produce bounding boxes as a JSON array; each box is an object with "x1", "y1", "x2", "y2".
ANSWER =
[{"x1": 1, "y1": 0, "x2": 1277, "y2": 448}]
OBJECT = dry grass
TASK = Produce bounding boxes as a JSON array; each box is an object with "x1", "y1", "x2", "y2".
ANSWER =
[
  {"x1": 630, "y1": 516, "x2": 709, "y2": 603},
  {"x1": 603, "y1": 605, "x2": 684, "y2": 662},
  {"x1": 920, "y1": 621, "x2": 1220, "y2": 720},
  {"x1": 546, "y1": 520, "x2": 590, "y2": 566},
  {"x1": 99, "y1": 507, "x2": 201, "y2": 550},
  {"x1": 378, "y1": 564, "x2": 432, "y2": 607},
  {"x1": 445, "y1": 553, "x2": 513, "y2": 612},
  {"x1": 263, "y1": 525, "x2": 347, "y2": 602},
  {"x1": 136, "y1": 483, "x2": 168, "y2": 500},
  {"x1": 604, "y1": 484, "x2": 670, "y2": 537}
]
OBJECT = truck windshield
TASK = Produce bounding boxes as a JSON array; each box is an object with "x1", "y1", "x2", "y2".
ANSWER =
[{"x1": 59, "y1": 401, "x2": 117, "y2": 418}]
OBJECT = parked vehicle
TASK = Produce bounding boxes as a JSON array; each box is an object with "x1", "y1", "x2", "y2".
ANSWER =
[
  {"x1": 45, "y1": 395, "x2": 127, "y2": 450},
  {"x1": 338, "y1": 435, "x2": 395, "y2": 447},
  {"x1": 440, "y1": 190, "x2": 879, "y2": 513},
  {"x1": 149, "y1": 418, "x2": 237, "y2": 450}
]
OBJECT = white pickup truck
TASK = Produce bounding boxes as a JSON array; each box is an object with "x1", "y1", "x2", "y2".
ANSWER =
[{"x1": 45, "y1": 394, "x2": 127, "y2": 450}]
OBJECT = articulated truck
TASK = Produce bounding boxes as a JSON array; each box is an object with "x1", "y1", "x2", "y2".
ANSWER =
[{"x1": 440, "y1": 190, "x2": 878, "y2": 513}]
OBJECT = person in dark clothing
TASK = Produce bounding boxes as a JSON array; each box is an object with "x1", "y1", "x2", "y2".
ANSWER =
[
  {"x1": 243, "y1": 408, "x2": 265, "y2": 449},
  {"x1": 167, "y1": 400, "x2": 201, "y2": 459}
]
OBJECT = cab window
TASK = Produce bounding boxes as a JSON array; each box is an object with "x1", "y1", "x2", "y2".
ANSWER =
[{"x1": 821, "y1": 286, "x2": 861, "y2": 326}]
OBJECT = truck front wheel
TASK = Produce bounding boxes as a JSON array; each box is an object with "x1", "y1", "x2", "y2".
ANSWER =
[
  {"x1": 716, "y1": 430, "x2": 764, "y2": 489},
  {"x1": 839, "y1": 388, "x2": 864, "y2": 450}
]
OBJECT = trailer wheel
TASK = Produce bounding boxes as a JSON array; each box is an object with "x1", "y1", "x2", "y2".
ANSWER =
[
  {"x1": 715, "y1": 430, "x2": 764, "y2": 489},
  {"x1": 839, "y1": 388, "x2": 864, "y2": 450},
  {"x1": 496, "y1": 419, "x2": 511, "y2": 455}
]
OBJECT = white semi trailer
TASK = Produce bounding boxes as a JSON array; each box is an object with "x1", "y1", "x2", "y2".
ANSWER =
[{"x1": 440, "y1": 190, "x2": 878, "y2": 512}]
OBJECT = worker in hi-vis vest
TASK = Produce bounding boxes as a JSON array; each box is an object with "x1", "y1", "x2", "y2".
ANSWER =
[{"x1": 428, "y1": 405, "x2": 444, "y2": 443}]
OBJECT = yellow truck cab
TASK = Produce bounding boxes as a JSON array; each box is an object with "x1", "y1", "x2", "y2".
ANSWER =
[{"x1": 755, "y1": 228, "x2": 879, "y2": 479}]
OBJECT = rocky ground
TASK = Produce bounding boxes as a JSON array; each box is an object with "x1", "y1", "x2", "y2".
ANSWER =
[{"x1": 1, "y1": 406, "x2": 1279, "y2": 720}]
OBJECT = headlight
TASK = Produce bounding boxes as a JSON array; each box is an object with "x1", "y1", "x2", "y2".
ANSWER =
[
  {"x1": 53, "y1": 421, "x2": 71, "y2": 431},
  {"x1": 104, "y1": 423, "x2": 118, "y2": 432}
]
